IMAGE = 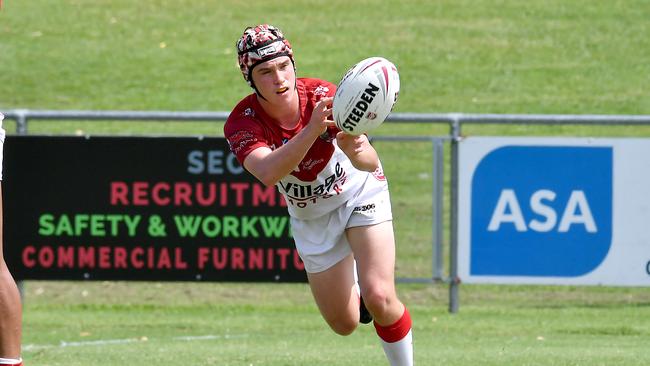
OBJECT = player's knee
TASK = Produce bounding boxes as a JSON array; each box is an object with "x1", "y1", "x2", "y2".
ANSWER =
[
  {"x1": 327, "y1": 316, "x2": 358, "y2": 336},
  {"x1": 362, "y1": 286, "x2": 392, "y2": 316}
]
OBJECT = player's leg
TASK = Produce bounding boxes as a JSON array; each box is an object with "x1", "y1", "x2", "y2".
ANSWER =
[
  {"x1": 347, "y1": 221, "x2": 413, "y2": 366},
  {"x1": 0, "y1": 114, "x2": 23, "y2": 366},
  {"x1": 355, "y1": 260, "x2": 373, "y2": 324},
  {"x1": 306, "y1": 254, "x2": 359, "y2": 336},
  {"x1": 0, "y1": 220, "x2": 23, "y2": 365}
]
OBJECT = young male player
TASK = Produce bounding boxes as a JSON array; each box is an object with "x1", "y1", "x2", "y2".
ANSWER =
[
  {"x1": 224, "y1": 25, "x2": 413, "y2": 365},
  {"x1": 0, "y1": 114, "x2": 23, "y2": 366}
]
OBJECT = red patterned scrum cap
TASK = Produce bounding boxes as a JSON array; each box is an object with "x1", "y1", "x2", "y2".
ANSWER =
[{"x1": 236, "y1": 24, "x2": 295, "y2": 87}]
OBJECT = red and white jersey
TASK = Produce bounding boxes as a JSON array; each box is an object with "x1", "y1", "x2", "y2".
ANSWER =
[{"x1": 225, "y1": 78, "x2": 384, "y2": 219}]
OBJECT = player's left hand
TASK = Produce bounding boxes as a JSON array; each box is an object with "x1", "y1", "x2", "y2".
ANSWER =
[
  {"x1": 336, "y1": 131, "x2": 368, "y2": 155},
  {"x1": 336, "y1": 132, "x2": 379, "y2": 172}
]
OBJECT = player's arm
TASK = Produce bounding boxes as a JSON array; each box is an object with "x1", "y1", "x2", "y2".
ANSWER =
[
  {"x1": 335, "y1": 132, "x2": 380, "y2": 172},
  {"x1": 243, "y1": 125, "x2": 322, "y2": 186},
  {"x1": 243, "y1": 98, "x2": 334, "y2": 186},
  {"x1": 325, "y1": 81, "x2": 379, "y2": 172}
]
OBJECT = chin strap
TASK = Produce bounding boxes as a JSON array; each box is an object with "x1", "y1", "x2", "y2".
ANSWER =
[{"x1": 253, "y1": 84, "x2": 268, "y2": 101}]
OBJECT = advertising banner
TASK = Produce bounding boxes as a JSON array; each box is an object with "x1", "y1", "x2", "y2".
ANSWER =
[
  {"x1": 459, "y1": 137, "x2": 650, "y2": 286},
  {"x1": 3, "y1": 136, "x2": 306, "y2": 282}
]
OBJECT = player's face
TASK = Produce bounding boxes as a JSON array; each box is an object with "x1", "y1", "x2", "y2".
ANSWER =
[{"x1": 251, "y1": 56, "x2": 296, "y2": 103}]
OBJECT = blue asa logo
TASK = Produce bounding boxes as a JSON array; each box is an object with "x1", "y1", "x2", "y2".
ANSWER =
[{"x1": 470, "y1": 146, "x2": 613, "y2": 277}]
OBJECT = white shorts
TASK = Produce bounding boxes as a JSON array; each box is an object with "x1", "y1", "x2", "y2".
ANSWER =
[{"x1": 291, "y1": 177, "x2": 393, "y2": 273}]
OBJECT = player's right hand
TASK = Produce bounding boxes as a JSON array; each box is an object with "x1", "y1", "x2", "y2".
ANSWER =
[{"x1": 309, "y1": 97, "x2": 334, "y2": 134}]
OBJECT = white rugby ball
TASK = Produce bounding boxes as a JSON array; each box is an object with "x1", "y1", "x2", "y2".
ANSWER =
[{"x1": 333, "y1": 57, "x2": 400, "y2": 135}]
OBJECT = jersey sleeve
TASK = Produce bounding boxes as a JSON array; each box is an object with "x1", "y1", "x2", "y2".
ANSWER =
[{"x1": 224, "y1": 117, "x2": 269, "y2": 165}]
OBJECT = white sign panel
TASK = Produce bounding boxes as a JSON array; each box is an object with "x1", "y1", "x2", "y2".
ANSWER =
[{"x1": 458, "y1": 137, "x2": 650, "y2": 286}]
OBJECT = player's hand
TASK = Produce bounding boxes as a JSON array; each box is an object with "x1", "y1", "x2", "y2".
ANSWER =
[
  {"x1": 336, "y1": 131, "x2": 367, "y2": 155},
  {"x1": 309, "y1": 97, "x2": 334, "y2": 134},
  {"x1": 336, "y1": 132, "x2": 379, "y2": 172}
]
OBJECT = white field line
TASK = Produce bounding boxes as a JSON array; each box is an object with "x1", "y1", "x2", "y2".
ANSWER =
[{"x1": 23, "y1": 333, "x2": 248, "y2": 352}]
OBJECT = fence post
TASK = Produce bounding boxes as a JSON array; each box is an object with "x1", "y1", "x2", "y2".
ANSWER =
[
  {"x1": 449, "y1": 114, "x2": 461, "y2": 313},
  {"x1": 15, "y1": 109, "x2": 28, "y2": 135},
  {"x1": 432, "y1": 138, "x2": 445, "y2": 281},
  {"x1": 14, "y1": 110, "x2": 27, "y2": 301}
]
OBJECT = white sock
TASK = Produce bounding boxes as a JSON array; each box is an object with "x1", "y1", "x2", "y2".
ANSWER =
[
  {"x1": 380, "y1": 329, "x2": 413, "y2": 366},
  {"x1": 0, "y1": 357, "x2": 22, "y2": 365}
]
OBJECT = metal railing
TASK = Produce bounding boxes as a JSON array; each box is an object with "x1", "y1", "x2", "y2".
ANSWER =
[
  {"x1": 4, "y1": 109, "x2": 650, "y2": 313},
  {"x1": 4, "y1": 109, "x2": 650, "y2": 135}
]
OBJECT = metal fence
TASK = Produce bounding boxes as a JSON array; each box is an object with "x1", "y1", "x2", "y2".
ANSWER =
[
  {"x1": 3, "y1": 109, "x2": 650, "y2": 312},
  {"x1": 4, "y1": 109, "x2": 650, "y2": 136}
]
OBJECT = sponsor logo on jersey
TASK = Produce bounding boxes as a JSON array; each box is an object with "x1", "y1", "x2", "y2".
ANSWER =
[
  {"x1": 227, "y1": 130, "x2": 258, "y2": 155},
  {"x1": 278, "y1": 162, "x2": 347, "y2": 208},
  {"x1": 372, "y1": 167, "x2": 386, "y2": 181},
  {"x1": 314, "y1": 85, "x2": 330, "y2": 97},
  {"x1": 300, "y1": 158, "x2": 325, "y2": 172}
]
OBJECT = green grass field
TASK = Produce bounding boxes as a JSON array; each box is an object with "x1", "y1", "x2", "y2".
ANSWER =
[
  {"x1": 2, "y1": 0, "x2": 650, "y2": 365},
  {"x1": 21, "y1": 281, "x2": 650, "y2": 366}
]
